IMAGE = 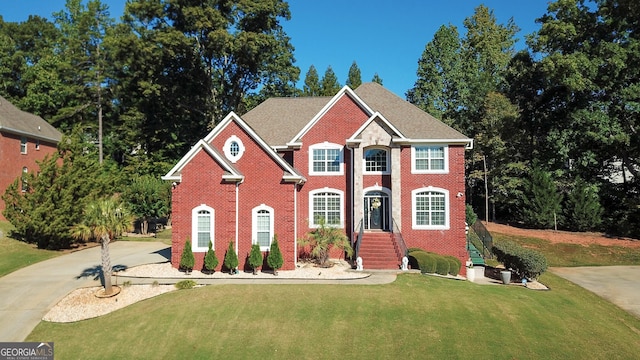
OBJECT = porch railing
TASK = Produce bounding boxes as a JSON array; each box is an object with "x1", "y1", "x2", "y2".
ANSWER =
[
  {"x1": 470, "y1": 220, "x2": 493, "y2": 259},
  {"x1": 391, "y1": 218, "x2": 408, "y2": 259}
]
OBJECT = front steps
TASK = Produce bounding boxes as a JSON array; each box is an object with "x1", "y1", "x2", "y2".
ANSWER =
[{"x1": 356, "y1": 232, "x2": 401, "y2": 270}]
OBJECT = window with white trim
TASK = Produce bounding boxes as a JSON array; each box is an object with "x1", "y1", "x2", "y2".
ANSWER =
[
  {"x1": 252, "y1": 205, "x2": 274, "y2": 250},
  {"x1": 364, "y1": 147, "x2": 389, "y2": 173},
  {"x1": 223, "y1": 135, "x2": 245, "y2": 163},
  {"x1": 412, "y1": 145, "x2": 448, "y2": 173},
  {"x1": 192, "y1": 205, "x2": 214, "y2": 252},
  {"x1": 309, "y1": 143, "x2": 343, "y2": 175},
  {"x1": 309, "y1": 189, "x2": 343, "y2": 227},
  {"x1": 20, "y1": 137, "x2": 27, "y2": 154},
  {"x1": 412, "y1": 188, "x2": 449, "y2": 230}
]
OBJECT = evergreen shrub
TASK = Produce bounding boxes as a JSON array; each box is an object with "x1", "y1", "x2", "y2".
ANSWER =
[
  {"x1": 248, "y1": 244, "x2": 263, "y2": 274},
  {"x1": 267, "y1": 235, "x2": 284, "y2": 275},
  {"x1": 492, "y1": 240, "x2": 548, "y2": 280},
  {"x1": 223, "y1": 241, "x2": 239, "y2": 274},
  {"x1": 175, "y1": 280, "x2": 197, "y2": 289},
  {"x1": 435, "y1": 256, "x2": 450, "y2": 276},
  {"x1": 203, "y1": 241, "x2": 218, "y2": 273},
  {"x1": 446, "y1": 256, "x2": 461, "y2": 276},
  {"x1": 179, "y1": 240, "x2": 195, "y2": 272}
]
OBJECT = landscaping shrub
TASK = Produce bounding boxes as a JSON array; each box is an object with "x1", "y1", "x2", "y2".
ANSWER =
[
  {"x1": 435, "y1": 256, "x2": 450, "y2": 276},
  {"x1": 203, "y1": 240, "x2": 218, "y2": 273},
  {"x1": 248, "y1": 244, "x2": 263, "y2": 274},
  {"x1": 179, "y1": 240, "x2": 195, "y2": 272},
  {"x1": 445, "y1": 256, "x2": 461, "y2": 276},
  {"x1": 492, "y1": 240, "x2": 548, "y2": 280},
  {"x1": 409, "y1": 251, "x2": 437, "y2": 274},
  {"x1": 267, "y1": 235, "x2": 284, "y2": 275},
  {"x1": 223, "y1": 241, "x2": 239, "y2": 274},
  {"x1": 175, "y1": 280, "x2": 197, "y2": 289}
]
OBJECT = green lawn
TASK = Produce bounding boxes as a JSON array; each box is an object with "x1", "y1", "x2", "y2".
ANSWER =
[
  {"x1": 492, "y1": 232, "x2": 640, "y2": 267},
  {"x1": 27, "y1": 273, "x2": 640, "y2": 359},
  {"x1": 120, "y1": 227, "x2": 172, "y2": 245},
  {"x1": 0, "y1": 221, "x2": 60, "y2": 277}
]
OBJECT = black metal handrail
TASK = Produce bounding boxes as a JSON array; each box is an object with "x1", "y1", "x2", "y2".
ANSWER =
[
  {"x1": 391, "y1": 218, "x2": 408, "y2": 259},
  {"x1": 470, "y1": 220, "x2": 493, "y2": 258}
]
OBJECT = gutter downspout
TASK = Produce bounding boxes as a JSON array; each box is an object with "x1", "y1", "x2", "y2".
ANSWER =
[
  {"x1": 294, "y1": 182, "x2": 298, "y2": 268},
  {"x1": 235, "y1": 183, "x2": 239, "y2": 259}
]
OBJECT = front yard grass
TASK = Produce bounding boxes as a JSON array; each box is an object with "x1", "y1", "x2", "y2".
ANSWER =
[
  {"x1": 27, "y1": 273, "x2": 640, "y2": 359},
  {"x1": 492, "y1": 232, "x2": 640, "y2": 267},
  {"x1": 0, "y1": 221, "x2": 60, "y2": 277}
]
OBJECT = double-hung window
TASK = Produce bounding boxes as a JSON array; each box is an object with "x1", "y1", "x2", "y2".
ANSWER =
[
  {"x1": 309, "y1": 143, "x2": 343, "y2": 175},
  {"x1": 192, "y1": 205, "x2": 214, "y2": 252},
  {"x1": 252, "y1": 205, "x2": 274, "y2": 250},
  {"x1": 412, "y1": 145, "x2": 448, "y2": 173},
  {"x1": 310, "y1": 189, "x2": 343, "y2": 227},
  {"x1": 412, "y1": 188, "x2": 449, "y2": 230},
  {"x1": 20, "y1": 137, "x2": 27, "y2": 154}
]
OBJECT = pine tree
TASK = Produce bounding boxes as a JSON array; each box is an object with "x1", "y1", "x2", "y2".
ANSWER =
[
  {"x1": 371, "y1": 73, "x2": 383, "y2": 85},
  {"x1": 521, "y1": 166, "x2": 563, "y2": 229},
  {"x1": 320, "y1": 66, "x2": 341, "y2": 95},
  {"x1": 565, "y1": 177, "x2": 603, "y2": 231},
  {"x1": 248, "y1": 244, "x2": 263, "y2": 275},
  {"x1": 267, "y1": 234, "x2": 284, "y2": 275},
  {"x1": 224, "y1": 240, "x2": 239, "y2": 274},
  {"x1": 346, "y1": 61, "x2": 362, "y2": 89},
  {"x1": 303, "y1": 65, "x2": 321, "y2": 96},
  {"x1": 203, "y1": 240, "x2": 218, "y2": 273},
  {"x1": 180, "y1": 240, "x2": 195, "y2": 273}
]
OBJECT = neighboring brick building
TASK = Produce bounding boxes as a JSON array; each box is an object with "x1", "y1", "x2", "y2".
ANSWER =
[
  {"x1": 0, "y1": 96, "x2": 62, "y2": 221},
  {"x1": 163, "y1": 83, "x2": 473, "y2": 273}
]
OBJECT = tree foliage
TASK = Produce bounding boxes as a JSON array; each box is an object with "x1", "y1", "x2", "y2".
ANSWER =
[
  {"x1": 121, "y1": 175, "x2": 171, "y2": 234},
  {"x1": 302, "y1": 65, "x2": 321, "y2": 96},
  {"x1": 521, "y1": 165, "x2": 563, "y2": 229},
  {"x1": 320, "y1": 65, "x2": 341, "y2": 96},
  {"x1": 223, "y1": 240, "x2": 239, "y2": 273},
  {"x1": 248, "y1": 244, "x2": 263, "y2": 274},
  {"x1": 203, "y1": 240, "x2": 218, "y2": 273},
  {"x1": 267, "y1": 234, "x2": 283, "y2": 274},
  {"x1": 346, "y1": 61, "x2": 362, "y2": 89},
  {"x1": 179, "y1": 240, "x2": 195, "y2": 272},
  {"x1": 299, "y1": 218, "x2": 353, "y2": 267},
  {"x1": 564, "y1": 177, "x2": 603, "y2": 231}
]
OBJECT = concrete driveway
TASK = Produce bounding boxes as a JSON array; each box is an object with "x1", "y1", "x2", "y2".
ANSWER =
[
  {"x1": 0, "y1": 241, "x2": 170, "y2": 342},
  {"x1": 550, "y1": 266, "x2": 640, "y2": 319}
]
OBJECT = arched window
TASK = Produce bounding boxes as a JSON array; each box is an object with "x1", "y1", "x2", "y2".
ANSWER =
[
  {"x1": 252, "y1": 204, "x2": 274, "y2": 250},
  {"x1": 192, "y1": 205, "x2": 215, "y2": 252},
  {"x1": 364, "y1": 147, "x2": 389, "y2": 173},
  {"x1": 309, "y1": 189, "x2": 344, "y2": 227},
  {"x1": 412, "y1": 188, "x2": 449, "y2": 230}
]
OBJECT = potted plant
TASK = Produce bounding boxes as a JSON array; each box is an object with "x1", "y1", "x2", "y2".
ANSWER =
[
  {"x1": 203, "y1": 240, "x2": 218, "y2": 274},
  {"x1": 180, "y1": 239, "x2": 195, "y2": 274},
  {"x1": 248, "y1": 244, "x2": 263, "y2": 275},
  {"x1": 267, "y1": 235, "x2": 284, "y2": 276},
  {"x1": 224, "y1": 240, "x2": 239, "y2": 275}
]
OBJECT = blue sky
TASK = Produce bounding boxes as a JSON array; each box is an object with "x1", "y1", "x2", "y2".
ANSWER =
[{"x1": 2, "y1": 0, "x2": 550, "y2": 98}]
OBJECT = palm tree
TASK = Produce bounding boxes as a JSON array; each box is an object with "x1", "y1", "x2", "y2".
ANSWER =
[
  {"x1": 299, "y1": 218, "x2": 353, "y2": 267},
  {"x1": 71, "y1": 197, "x2": 134, "y2": 295}
]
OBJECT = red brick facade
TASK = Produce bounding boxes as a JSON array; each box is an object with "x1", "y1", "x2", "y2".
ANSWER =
[
  {"x1": 164, "y1": 84, "x2": 472, "y2": 273},
  {"x1": 0, "y1": 132, "x2": 59, "y2": 220}
]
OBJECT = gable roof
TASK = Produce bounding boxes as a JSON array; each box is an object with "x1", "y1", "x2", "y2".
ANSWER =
[
  {"x1": 161, "y1": 139, "x2": 244, "y2": 182},
  {"x1": 165, "y1": 112, "x2": 305, "y2": 184},
  {"x1": 0, "y1": 96, "x2": 62, "y2": 143},
  {"x1": 240, "y1": 83, "x2": 471, "y2": 149}
]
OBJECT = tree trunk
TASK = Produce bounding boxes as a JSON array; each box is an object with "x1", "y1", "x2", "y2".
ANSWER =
[{"x1": 101, "y1": 235, "x2": 113, "y2": 295}]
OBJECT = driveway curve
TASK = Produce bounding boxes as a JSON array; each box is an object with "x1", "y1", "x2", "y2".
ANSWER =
[
  {"x1": 550, "y1": 266, "x2": 640, "y2": 319},
  {"x1": 0, "y1": 241, "x2": 170, "y2": 342}
]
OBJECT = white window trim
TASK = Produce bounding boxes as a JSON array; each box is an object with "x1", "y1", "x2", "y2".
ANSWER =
[
  {"x1": 20, "y1": 137, "x2": 27, "y2": 154},
  {"x1": 309, "y1": 188, "x2": 344, "y2": 228},
  {"x1": 411, "y1": 187, "x2": 450, "y2": 230},
  {"x1": 223, "y1": 135, "x2": 245, "y2": 163},
  {"x1": 411, "y1": 145, "x2": 449, "y2": 174},
  {"x1": 363, "y1": 146, "x2": 390, "y2": 175},
  {"x1": 309, "y1": 142, "x2": 344, "y2": 176},
  {"x1": 252, "y1": 204, "x2": 274, "y2": 251},
  {"x1": 192, "y1": 204, "x2": 215, "y2": 252}
]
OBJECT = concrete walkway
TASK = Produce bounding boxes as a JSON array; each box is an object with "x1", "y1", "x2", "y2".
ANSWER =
[
  {"x1": 550, "y1": 266, "x2": 640, "y2": 319},
  {"x1": 0, "y1": 242, "x2": 170, "y2": 342}
]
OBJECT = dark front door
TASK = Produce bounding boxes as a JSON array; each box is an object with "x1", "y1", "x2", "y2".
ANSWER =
[{"x1": 364, "y1": 191, "x2": 389, "y2": 230}]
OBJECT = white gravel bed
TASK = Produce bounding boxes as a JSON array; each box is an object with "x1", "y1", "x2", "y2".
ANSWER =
[{"x1": 116, "y1": 260, "x2": 368, "y2": 280}]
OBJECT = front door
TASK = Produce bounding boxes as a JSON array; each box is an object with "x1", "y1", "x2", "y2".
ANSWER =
[{"x1": 364, "y1": 191, "x2": 389, "y2": 230}]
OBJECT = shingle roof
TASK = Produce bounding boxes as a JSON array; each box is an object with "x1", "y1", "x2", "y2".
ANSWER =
[
  {"x1": 240, "y1": 82, "x2": 469, "y2": 147},
  {"x1": 0, "y1": 96, "x2": 62, "y2": 143}
]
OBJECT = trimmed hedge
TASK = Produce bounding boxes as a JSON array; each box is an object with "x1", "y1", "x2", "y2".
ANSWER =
[
  {"x1": 492, "y1": 240, "x2": 548, "y2": 280},
  {"x1": 435, "y1": 256, "x2": 450, "y2": 276},
  {"x1": 410, "y1": 251, "x2": 436, "y2": 274},
  {"x1": 445, "y1": 256, "x2": 461, "y2": 276}
]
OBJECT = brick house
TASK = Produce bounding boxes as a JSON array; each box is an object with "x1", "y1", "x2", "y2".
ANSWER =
[
  {"x1": 163, "y1": 83, "x2": 473, "y2": 273},
  {"x1": 0, "y1": 96, "x2": 62, "y2": 220}
]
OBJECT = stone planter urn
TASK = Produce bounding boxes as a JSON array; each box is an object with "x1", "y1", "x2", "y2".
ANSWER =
[{"x1": 500, "y1": 270, "x2": 512, "y2": 284}]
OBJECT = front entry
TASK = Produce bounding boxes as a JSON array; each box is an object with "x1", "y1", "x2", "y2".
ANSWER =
[{"x1": 364, "y1": 191, "x2": 389, "y2": 230}]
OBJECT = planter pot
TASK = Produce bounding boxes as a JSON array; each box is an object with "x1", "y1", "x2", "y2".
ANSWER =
[
  {"x1": 500, "y1": 270, "x2": 511, "y2": 284},
  {"x1": 467, "y1": 268, "x2": 476, "y2": 282}
]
